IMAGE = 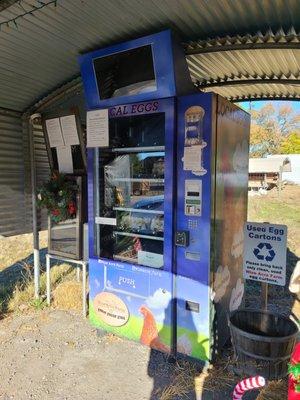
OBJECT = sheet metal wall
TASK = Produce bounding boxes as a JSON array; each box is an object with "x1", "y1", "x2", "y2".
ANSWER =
[
  {"x1": 0, "y1": 108, "x2": 26, "y2": 236},
  {"x1": 0, "y1": 77, "x2": 86, "y2": 237},
  {"x1": 0, "y1": 108, "x2": 50, "y2": 237},
  {"x1": 23, "y1": 118, "x2": 50, "y2": 234}
]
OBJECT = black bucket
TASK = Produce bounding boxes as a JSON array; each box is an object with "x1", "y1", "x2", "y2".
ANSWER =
[{"x1": 229, "y1": 308, "x2": 299, "y2": 379}]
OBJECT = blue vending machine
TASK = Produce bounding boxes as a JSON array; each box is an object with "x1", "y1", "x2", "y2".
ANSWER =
[{"x1": 79, "y1": 30, "x2": 250, "y2": 361}]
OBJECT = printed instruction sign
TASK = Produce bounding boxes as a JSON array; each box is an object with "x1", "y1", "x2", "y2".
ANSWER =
[
  {"x1": 185, "y1": 179, "x2": 202, "y2": 216},
  {"x1": 87, "y1": 109, "x2": 109, "y2": 147},
  {"x1": 60, "y1": 115, "x2": 79, "y2": 145},
  {"x1": 56, "y1": 146, "x2": 73, "y2": 173},
  {"x1": 183, "y1": 145, "x2": 202, "y2": 171},
  {"x1": 45, "y1": 118, "x2": 64, "y2": 147},
  {"x1": 243, "y1": 222, "x2": 287, "y2": 286},
  {"x1": 45, "y1": 115, "x2": 80, "y2": 148}
]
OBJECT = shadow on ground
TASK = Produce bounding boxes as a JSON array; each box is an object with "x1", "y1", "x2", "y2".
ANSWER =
[{"x1": 0, "y1": 248, "x2": 49, "y2": 314}]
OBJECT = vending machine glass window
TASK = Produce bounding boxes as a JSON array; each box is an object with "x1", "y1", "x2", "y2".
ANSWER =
[{"x1": 94, "y1": 113, "x2": 165, "y2": 269}]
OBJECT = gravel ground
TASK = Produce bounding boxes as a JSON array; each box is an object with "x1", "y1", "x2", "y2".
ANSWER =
[
  {"x1": 0, "y1": 309, "x2": 263, "y2": 400},
  {"x1": 0, "y1": 310, "x2": 157, "y2": 400}
]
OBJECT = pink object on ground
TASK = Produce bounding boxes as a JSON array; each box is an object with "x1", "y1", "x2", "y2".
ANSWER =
[
  {"x1": 233, "y1": 376, "x2": 266, "y2": 399},
  {"x1": 288, "y1": 342, "x2": 300, "y2": 400}
]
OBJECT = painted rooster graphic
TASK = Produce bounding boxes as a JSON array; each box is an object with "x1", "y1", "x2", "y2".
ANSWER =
[{"x1": 139, "y1": 306, "x2": 170, "y2": 353}]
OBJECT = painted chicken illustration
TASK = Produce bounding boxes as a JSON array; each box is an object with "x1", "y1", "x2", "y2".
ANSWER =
[{"x1": 139, "y1": 305, "x2": 170, "y2": 353}]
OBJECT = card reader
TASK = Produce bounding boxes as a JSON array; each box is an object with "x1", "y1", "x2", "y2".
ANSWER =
[{"x1": 175, "y1": 231, "x2": 190, "y2": 247}]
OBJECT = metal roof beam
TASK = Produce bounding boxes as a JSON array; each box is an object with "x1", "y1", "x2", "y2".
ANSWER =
[
  {"x1": 233, "y1": 96, "x2": 300, "y2": 102},
  {"x1": 185, "y1": 28, "x2": 300, "y2": 55},
  {"x1": 198, "y1": 78, "x2": 300, "y2": 88},
  {"x1": 186, "y1": 41, "x2": 300, "y2": 54}
]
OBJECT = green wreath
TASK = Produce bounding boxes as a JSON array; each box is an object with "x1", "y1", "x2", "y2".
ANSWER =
[{"x1": 37, "y1": 173, "x2": 78, "y2": 223}]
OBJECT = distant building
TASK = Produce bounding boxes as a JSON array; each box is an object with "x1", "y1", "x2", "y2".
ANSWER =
[
  {"x1": 248, "y1": 157, "x2": 291, "y2": 190},
  {"x1": 267, "y1": 154, "x2": 300, "y2": 185}
]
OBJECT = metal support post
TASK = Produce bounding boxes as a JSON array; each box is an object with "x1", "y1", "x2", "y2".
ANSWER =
[
  {"x1": 278, "y1": 165, "x2": 283, "y2": 196},
  {"x1": 82, "y1": 262, "x2": 87, "y2": 317},
  {"x1": 261, "y1": 282, "x2": 268, "y2": 311},
  {"x1": 76, "y1": 266, "x2": 80, "y2": 282},
  {"x1": 261, "y1": 221, "x2": 269, "y2": 311},
  {"x1": 45, "y1": 253, "x2": 87, "y2": 317},
  {"x1": 29, "y1": 114, "x2": 41, "y2": 299},
  {"x1": 46, "y1": 254, "x2": 51, "y2": 305}
]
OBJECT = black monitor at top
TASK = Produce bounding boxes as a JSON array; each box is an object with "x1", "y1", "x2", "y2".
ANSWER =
[
  {"x1": 79, "y1": 30, "x2": 195, "y2": 109},
  {"x1": 93, "y1": 45, "x2": 156, "y2": 100}
]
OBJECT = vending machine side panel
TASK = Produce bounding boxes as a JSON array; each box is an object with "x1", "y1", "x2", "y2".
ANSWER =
[
  {"x1": 211, "y1": 96, "x2": 250, "y2": 351},
  {"x1": 175, "y1": 93, "x2": 214, "y2": 361}
]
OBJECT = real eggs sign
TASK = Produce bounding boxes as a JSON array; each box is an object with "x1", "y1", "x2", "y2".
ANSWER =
[{"x1": 243, "y1": 222, "x2": 287, "y2": 286}]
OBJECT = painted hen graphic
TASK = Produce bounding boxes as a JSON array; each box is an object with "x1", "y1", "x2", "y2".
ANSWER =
[{"x1": 139, "y1": 305, "x2": 170, "y2": 353}]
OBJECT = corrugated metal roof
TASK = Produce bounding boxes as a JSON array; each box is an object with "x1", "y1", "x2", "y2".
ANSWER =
[
  {"x1": 187, "y1": 49, "x2": 300, "y2": 82},
  {"x1": 0, "y1": 1, "x2": 17, "y2": 12},
  {"x1": 249, "y1": 157, "x2": 291, "y2": 174},
  {"x1": 186, "y1": 29, "x2": 300, "y2": 101},
  {"x1": 0, "y1": 0, "x2": 299, "y2": 111},
  {"x1": 204, "y1": 83, "x2": 300, "y2": 102}
]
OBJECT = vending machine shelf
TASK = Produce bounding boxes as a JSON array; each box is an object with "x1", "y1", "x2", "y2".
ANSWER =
[
  {"x1": 114, "y1": 207, "x2": 164, "y2": 214},
  {"x1": 114, "y1": 231, "x2": 164, "y2": 241},
  {"x1": 113, "y1": 253, "x2": 138, "y2": 264},
  {"x1": 112, "y1": 146, "x2": 165, "y2": 153},
  {"x1": 112, "y1": 178, "x2": 164, "y2": 183}
]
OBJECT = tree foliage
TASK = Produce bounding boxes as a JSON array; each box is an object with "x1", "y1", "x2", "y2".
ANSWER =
[
  {"x1": 280, "y1": 132, "x2": 300, "y2": 154},
  {"x1": 249, "y1": 103, "x2": 300, "y2": 157}
]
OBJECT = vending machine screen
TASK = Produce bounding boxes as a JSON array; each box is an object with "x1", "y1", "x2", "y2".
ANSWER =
[{"x1": 93, "y1": 45, "x2": 156, "y2": 100}]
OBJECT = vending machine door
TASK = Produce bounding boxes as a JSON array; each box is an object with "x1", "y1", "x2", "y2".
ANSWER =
[
  {"x1": 91, "y1": 99, "x2": 174, "y2": 272},
  {"x1": 88, "y1": 98, "x2": 175, "y2": 351}
]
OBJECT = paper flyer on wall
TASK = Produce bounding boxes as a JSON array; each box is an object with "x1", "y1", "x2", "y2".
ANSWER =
[
  {"x1": 60, "y1": 115, "x2": 79, "y2": 145},
  {"x1": 45, "y1": 118, "x2": 65, "y2": 148},
  {"x1": 87, "y1": 109, "x2": 109, "y2": 148},
  {"x1": 183, "y1": 145, "x2": 202, "y2": 171},
  {"x1": 56, "y1": 146, "x2": 73, "y2": 173}
]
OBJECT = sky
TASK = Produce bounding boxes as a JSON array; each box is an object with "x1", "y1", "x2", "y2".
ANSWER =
[{"x1": 239, "y1": 100, "x2": 300, "y2": 114}]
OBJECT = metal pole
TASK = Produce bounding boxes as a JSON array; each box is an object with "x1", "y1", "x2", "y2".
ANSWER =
[
  {"x1": 261, "y1": 221, "x2": 269, "y2": 311},
  {"x1": 261, "y1": 282, "x2": 268, "y2": 311},
  {"x1": 278, "y1": 165, "x2": 283, "y2": 197},
  {"x1": 82, "y1": 261, "x2": 87, "y2": 317},
  {"x1": 46, "y1": 254, "x2": 51, "y2": 305},
  {"x1": 28, "y1": 114, "x2": 40, "y2": 299},
  {"x1": 76, "y1": 266, "x2": 80, "y2": 282}
]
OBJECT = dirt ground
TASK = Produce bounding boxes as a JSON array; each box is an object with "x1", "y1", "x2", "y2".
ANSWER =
[
  {"x1": 0, "y1": 309, "x2": 266, "y2": 400},
  {"x1": 0, "y1": 310, "x2": 159, "y2": 400}
]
